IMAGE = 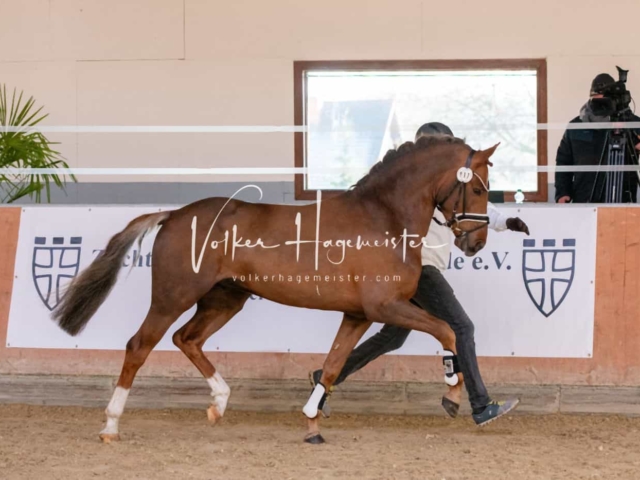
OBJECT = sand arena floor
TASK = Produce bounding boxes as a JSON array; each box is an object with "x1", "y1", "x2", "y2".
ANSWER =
[{"x1": 1, "y1": 404, "x2": 640, "y2": 479}]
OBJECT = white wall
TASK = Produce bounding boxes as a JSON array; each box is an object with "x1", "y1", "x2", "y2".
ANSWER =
[{"x1": 1, "y1": 0, "x2": 640, "y2": 185}]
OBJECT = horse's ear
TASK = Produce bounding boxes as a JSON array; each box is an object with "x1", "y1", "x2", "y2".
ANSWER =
[{"x1": 479, "y1": 143, "x2": 500, "y2": 166}]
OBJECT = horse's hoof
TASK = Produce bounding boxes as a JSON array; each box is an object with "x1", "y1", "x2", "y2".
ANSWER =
[
  {"x1": 207, "y1": 405, "x2": 222, "y2": 425},
  {"x1": 441, "y1": 396, "x2": 460, "y2": 418},
  {"x1": 99, "y1": 433, "x2": 120, "y2": 444},
  {"x1": 304, "y1": 433, "x2": 326, "y2": 444}
]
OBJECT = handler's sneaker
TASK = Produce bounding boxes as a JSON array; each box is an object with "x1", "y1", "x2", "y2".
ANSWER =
[
  {"x1": 309, "y1": 370, "x2": 333, "y2": 418},
  {"x1": 472, "y1": 398, "x2": 520, "y2": 427}
]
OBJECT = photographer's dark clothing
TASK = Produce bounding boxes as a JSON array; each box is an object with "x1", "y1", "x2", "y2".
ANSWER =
[
  {"x1": 332, "y1": 265, "x2": 491, "y2": 411},
  {"x1": 555, "y1": 112, "x2": 640, "y2": 203}
]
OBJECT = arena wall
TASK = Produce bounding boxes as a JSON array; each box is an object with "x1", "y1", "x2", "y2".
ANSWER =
[
  {"x1": 2, "y1": 0, "x2": 640, "y2": 192},
  {"x1": 2, "y1": 2, "x2": 640, "y2": 414},
  {"x1": 1, "y1": 205, "x2": 639, "y2": 389}
]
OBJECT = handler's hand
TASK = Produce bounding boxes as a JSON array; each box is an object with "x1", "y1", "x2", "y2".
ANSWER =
[
  {"x1": 557, "y1": 196, "x2": 571, "y2": 204},
  {"x1": 506, "y1": 217, "x2": 530, "y2": 235}
]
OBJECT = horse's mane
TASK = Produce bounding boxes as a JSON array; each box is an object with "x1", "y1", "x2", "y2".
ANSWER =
[{"x1": 350, "y1": 134, "x2": 467, "y2": 193}]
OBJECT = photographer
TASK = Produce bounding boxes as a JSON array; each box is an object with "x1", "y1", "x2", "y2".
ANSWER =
[{"x1": 555, "y1": 72, "x2": 640, "y2": 204}]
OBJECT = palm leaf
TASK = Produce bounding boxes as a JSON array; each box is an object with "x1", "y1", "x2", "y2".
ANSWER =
[{"x1": 0, "y1": 84, "x2": 76, "y2": 203}]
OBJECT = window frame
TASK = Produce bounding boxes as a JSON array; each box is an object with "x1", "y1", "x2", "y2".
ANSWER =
[{"x1": 293, "y1": 59, "x2": 548, "y2": 202}]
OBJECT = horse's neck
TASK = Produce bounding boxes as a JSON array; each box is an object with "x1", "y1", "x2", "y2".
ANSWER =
[
  {"x1": 364, "y1": 184, "x2": 436, "y2": 240},
  {"x1": 396, "y1": 197, "x2": 436, "y2": 239},
  {"x1": 378, "y1": 163, "x2": 443, "y2": 238}
]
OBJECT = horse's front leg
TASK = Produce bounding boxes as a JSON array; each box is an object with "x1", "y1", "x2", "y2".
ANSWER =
[
  {"x1": 365, "y1": 299, "x2": 464, "y2": 416},
  {"x1": 302, "y1": 313, "x2": 373, "y2": 444}
]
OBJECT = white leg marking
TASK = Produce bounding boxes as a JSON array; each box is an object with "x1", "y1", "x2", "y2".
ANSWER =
[
  {"x1": 303, "y1": 384, "x2": 326, "y2": 419},
  {"x1": 100, "y1": 387, "x2": 129, "y2": 435},
  {"x1": 207, "y1": 372, "x2": 231, "y2": 416}
]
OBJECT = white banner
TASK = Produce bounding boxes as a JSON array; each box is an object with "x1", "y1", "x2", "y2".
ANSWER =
[{"x1": 6, "y1": 205, "x2": 597, "y2": 358}]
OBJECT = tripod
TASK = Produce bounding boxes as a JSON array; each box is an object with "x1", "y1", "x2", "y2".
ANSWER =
[{"x1": 589, "y1": 117, "x2": 640, "y2": 203}]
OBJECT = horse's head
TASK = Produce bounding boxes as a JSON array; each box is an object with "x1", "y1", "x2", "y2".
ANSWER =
[{"x1": 435, "y1": 143, "x2": 498, "y2": 257}]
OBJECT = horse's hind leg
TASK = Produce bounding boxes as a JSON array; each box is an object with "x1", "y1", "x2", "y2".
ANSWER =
[
  {"x1": 302, "y1": 313, "x2": 373, "y2": 444},
  {"x1": 172, "y1": 283, "x2": 251, "y2": 425},
  {"x1": 99, "y1": 303, "x2": 185, "y2": 443}
]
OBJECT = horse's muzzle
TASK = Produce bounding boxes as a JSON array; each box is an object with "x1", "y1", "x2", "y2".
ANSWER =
[{"x1": 466, "y1": 239, "x2": 486, "y2": 256}]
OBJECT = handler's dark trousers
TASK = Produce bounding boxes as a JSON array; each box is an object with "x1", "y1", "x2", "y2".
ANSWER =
[{"x1": 332, "y1": 265, "x2": 491, "y2": 411}]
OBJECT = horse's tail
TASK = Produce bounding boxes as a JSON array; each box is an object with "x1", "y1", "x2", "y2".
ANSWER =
[{"x1": 52, "y1": 211, "x2": 171, "y2": 336}]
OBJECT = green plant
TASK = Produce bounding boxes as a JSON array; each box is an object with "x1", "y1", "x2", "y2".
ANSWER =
[{"x1": 0, "y1": 85, "x2": 76, "y2": 203}]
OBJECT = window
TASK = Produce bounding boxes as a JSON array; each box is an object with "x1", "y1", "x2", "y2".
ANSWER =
[{"x1": 294, "y1": 60, "x2": 548, "y2": 202}]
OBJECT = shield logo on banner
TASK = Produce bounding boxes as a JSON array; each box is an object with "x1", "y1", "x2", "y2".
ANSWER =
[
  {"x1": 32, "y1": 236, "x2": 82, "y2": 311},
  {"x1": 522, "y1": 238, "x2": 576, "y2": 317}
]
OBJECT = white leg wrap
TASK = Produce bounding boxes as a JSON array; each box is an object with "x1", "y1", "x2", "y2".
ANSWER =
[
  {"x1": 100, "y1": 387, "x2": 129, "y2": 435},
  {"x1": 445, "y1": 373, "x2": 460, "y2": 386},
  {"x1": 302, "y1": 384, "x2": 326, "y2": 419},
  {"x1": 207, "y1": 372, "x2": 231, "y2": 416}
]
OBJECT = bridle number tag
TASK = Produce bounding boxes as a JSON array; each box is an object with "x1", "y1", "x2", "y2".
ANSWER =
[{"x1": 457, "y1": 167, "x2": 473, "y2": 183}]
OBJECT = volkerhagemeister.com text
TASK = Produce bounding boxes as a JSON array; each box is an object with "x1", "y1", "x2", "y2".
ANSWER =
[{"x1": 231, "y1": 274, "x2": 402, "y2": 284}]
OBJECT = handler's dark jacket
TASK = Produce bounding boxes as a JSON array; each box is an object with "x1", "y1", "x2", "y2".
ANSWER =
[{"x1": 554, "y1": 114, "x2": 640, "y2": 203}]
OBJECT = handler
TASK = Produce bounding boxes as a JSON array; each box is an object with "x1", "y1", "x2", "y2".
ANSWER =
[{"x1": 311, "y1": 122, "x2": 530, "y2": 426}]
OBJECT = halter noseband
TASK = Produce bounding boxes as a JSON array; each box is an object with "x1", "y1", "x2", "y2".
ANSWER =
[{"x1": 433, "y1": 149, "x2": 490, "y2": 237}]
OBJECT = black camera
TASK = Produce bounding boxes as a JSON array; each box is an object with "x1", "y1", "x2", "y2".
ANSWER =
[
  {"x1": 589, "y1": 66, "x2": 633, "y2": 120},
  {"x1": 587, "y1": 66, "x2": 640, "y2": 204}
]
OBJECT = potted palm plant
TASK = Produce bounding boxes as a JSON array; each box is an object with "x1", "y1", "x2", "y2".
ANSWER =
[{"x1": 0, "y1": 85, "x2": 76, "y2": 203}]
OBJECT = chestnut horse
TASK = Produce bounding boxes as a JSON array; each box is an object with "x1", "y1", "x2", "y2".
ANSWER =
[{"x1": 51, "y1": 135, "x2": 497, "y2": 444}]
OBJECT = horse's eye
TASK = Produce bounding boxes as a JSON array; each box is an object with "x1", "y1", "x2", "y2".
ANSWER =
[{"x1": 473, "y1": 188, "x2": 482, "y2": 195}]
